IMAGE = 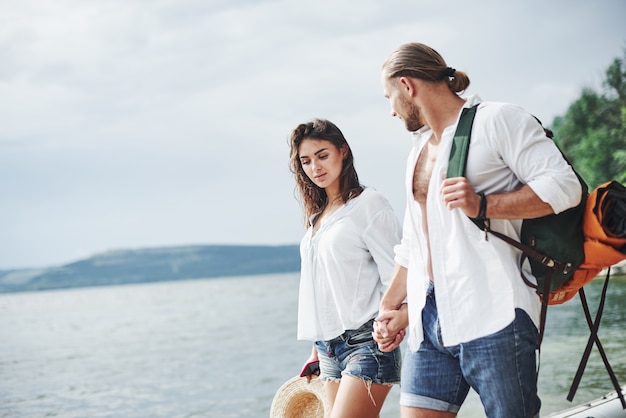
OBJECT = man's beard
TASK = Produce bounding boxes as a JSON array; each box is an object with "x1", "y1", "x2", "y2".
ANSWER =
[{"x1": 403, "y1": 100, "x2": 424, "y2": 132}]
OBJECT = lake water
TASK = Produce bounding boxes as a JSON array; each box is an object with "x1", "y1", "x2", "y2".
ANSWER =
[{"x1": 1, "y1": 272, "x2": 625, "y2": 417}]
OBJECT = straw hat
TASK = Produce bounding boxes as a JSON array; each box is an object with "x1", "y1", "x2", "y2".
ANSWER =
[{"x1": 270, "y1": 375, "x2": 328, "y2": 418}]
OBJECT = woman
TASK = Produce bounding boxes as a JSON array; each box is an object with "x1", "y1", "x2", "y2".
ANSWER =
[{"x1": 288, "y1": 118, "x2": 402, "y2": 418}]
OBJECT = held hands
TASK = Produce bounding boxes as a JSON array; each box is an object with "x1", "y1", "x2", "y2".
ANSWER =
[{"x1": 372, "y1": 308, "x2": 408, "y2": 352}]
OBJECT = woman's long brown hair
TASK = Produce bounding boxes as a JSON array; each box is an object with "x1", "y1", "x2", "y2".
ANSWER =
[{"x1": 288, "y1": 118, "x2": 362, "y2": 228}]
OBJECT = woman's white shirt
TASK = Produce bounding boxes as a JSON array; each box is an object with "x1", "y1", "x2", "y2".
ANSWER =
[{"x1": 297, "y1": 187, "x2": 402, "y2": 342}]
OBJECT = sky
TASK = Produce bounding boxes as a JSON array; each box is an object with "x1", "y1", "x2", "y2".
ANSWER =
[{"x1": 1, "y1": 0, "x2": 625, "y2": 270}]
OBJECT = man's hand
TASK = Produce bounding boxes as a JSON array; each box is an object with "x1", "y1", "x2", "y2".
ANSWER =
[
  {"x1": 372, "y1": 307, "x2": 408, "y2": 352},
  {"x1": 441, "y1": 176, "x2": 481, "y2": 218}
]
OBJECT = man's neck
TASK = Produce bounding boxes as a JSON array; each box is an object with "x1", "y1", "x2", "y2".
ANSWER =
[{"x1": 420, "y1": 87, "x2": 466, "y2": 141}]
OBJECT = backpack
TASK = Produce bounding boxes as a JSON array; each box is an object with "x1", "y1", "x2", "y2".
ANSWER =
[
  {"x1": 447, "y1": 105, "x2": 588, "y2": 304},
  {"x1": 448, "y1": 104, "x2": 626, "y2": 407}
]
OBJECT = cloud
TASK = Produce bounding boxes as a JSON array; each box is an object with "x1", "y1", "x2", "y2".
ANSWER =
[{"x1": 1, "y1": 0, "x2": 625, "y2": 268}]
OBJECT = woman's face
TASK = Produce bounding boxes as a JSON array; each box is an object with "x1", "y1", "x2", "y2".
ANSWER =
[{"x1": 298, "y1": 138, "x2": 346, "y2": 195}]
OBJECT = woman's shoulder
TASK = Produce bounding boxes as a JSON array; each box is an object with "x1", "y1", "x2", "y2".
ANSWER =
[
  {"x1": 351, "y1": 187, "x2": 393, "y2": 211},
  {"x1": 348, "y1": 188, "x2": 400, "y2": 234}
]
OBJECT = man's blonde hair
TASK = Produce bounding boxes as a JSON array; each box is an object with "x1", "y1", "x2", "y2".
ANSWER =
[{"x1": 382, "y1": 42, "x2": 470, "y2": 94}]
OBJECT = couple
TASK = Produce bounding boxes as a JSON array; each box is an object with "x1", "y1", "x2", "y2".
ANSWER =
[{"x1": 288, "y1": 42, "x2": 582, "y2": 418}]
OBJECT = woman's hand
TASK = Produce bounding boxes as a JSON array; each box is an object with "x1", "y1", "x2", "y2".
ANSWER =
[
  {"x1": 373, "y1": 307, "x2": 408, "y2": 352},
  {"x1": 299, "y1": 349, "x2": 320, "y2": 382}
]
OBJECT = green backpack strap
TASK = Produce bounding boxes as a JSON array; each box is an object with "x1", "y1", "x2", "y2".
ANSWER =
[
  {"x1": 447, "y1": 104, "x2": 479, "y2": 179},
  {"x1": 447, "y1": 104, "x2": 487, "y2": 233}
]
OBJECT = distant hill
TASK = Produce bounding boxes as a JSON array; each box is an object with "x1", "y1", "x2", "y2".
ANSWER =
[{"x1": 0, "y1": 244, "x2": 300, "y2": 293}]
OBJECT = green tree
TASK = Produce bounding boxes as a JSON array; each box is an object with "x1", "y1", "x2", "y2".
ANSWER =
[{"x1": 551, "y1": 51, "x2": 626, "y2": 188}]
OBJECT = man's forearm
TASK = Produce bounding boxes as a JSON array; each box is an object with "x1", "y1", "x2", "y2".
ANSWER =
[
  {"x1": 485, "y1": 184, "x2": 554, "y2": 219},
  {"x1": 380, "y1": 264, "x2": 408, "y2": 311}
]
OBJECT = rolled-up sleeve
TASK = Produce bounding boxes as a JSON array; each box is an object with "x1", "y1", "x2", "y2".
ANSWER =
[
  {"x1": 493, "y1": 104, "x2": 583, "y2": 214},
  {"x1": 528, "y1": 170, "x2": 582, "y2": 214}
]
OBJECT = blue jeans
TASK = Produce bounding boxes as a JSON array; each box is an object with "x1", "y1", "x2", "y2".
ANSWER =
[
  {"x1": 401, "y1": 284, "x2": 541, "y2": 417},
  {"x1": 315, "y1": 319, "x2": 402, "y2": 385}
]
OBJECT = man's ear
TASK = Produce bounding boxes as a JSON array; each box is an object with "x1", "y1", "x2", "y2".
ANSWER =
[{"x1": 399, "y1": 76, "x2": 417, "y2": 97}]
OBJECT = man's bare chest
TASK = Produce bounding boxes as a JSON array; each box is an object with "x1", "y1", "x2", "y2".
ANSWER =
[{"x1": 412, "y1": 141, "x2": 440, "y2": 203}]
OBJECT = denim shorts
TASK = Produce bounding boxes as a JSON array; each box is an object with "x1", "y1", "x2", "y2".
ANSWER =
[
  {"x1": 401, "y1": 284, "x2": 541, "y2": 417},
  {"x1": 315, "y1": 319, "x2": 401, "y2": 385}
]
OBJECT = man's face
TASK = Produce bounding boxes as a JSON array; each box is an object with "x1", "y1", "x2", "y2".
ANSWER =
[{"x1": 382, "y1": 75, "x2": 424, "y2": 132}]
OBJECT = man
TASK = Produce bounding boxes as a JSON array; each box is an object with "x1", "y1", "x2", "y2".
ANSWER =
[{"x1": 372, "y1": 42, "x2": 582, "y2": 417}]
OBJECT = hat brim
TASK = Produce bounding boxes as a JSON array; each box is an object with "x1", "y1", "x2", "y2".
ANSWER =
[{"x1": 270, "y1": 375, "x2": 328, "y2": 418}]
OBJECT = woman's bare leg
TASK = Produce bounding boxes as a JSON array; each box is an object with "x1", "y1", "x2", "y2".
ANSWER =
[{"x1": 328, "y1": 374, "x2": 392, "y2": 418}]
